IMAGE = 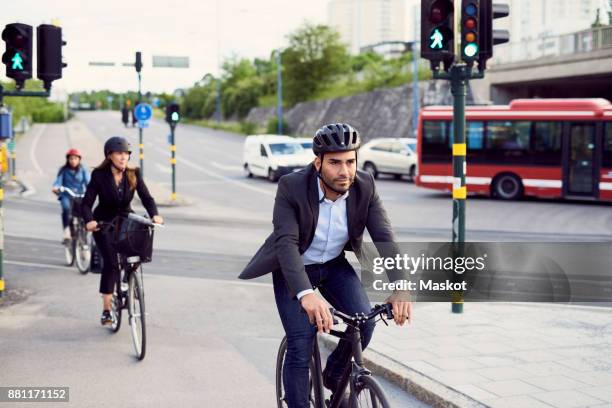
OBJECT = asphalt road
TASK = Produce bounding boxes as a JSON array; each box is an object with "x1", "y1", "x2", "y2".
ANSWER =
[
  {"x1": 0, "y1": 114, "x2": 440, "y2": 407},
  {"x1": 2, "y1": 112, "x2": 612, "y2": 407}
]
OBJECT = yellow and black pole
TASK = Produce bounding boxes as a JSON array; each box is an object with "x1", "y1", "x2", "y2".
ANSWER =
[
  {"x1": 165, "y1": 102, "x2": 180, "y2": 202},
  {"x1": 10, "y1": 144, "x2": 16, "y2": 181},
  {"x1": 170, "y1": 131, "x2": 176, "y2": 201}
]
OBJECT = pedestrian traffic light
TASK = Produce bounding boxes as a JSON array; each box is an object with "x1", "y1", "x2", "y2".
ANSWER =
[
  {"x1": 478, "y1": 0, "x2": 510, "y2": 71},
  {"x1": 37, "y1": 24, "x2": 67, "y2": 91},
  {"x1": 166, "y1": 103, "x2": 180, "y2": 124},
  {"x1": 461, "y1": 0, "x2": 480, "y2": 64},
  {"x1": 1, "y1": 23, "x2": 33, "y2": 89},
  {"x1": 421, "y1": 0, "x2": 455, "y2": 71},
  {"x1": 135, "y1": 51, "x2": 142, "y2": 73}
]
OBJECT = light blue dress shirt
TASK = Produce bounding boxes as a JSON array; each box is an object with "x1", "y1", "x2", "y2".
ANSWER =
[{"x1": 297, "y1": 180, "x2": 349, "y2": 300}]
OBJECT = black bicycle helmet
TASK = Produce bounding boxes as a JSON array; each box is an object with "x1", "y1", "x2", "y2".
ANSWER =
[
  {"x1": 104, "y1": 136, "x2": 132, "y2": 157},
  {"x1": 312, "y1": 123, "x2": 361, "y2": 156}
]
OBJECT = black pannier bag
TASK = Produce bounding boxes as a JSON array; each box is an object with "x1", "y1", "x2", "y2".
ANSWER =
[{"x1": 109, "y1": 216, "x2": 154, "y2": 263}]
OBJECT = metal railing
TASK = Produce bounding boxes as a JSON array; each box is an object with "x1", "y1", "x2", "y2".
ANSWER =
[{"x1": 492, "y1": 25, "x2": 612, "y2": 65}]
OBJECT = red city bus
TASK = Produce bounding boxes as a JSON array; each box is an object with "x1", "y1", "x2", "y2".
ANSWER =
[{"x1": 415, "y1": 99, "x2": 612, "y2": 201}]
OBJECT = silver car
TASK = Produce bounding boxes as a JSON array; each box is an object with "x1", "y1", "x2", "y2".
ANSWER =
[{"x1": 359, "y1": 138, "x2": 418, "y2": 181}]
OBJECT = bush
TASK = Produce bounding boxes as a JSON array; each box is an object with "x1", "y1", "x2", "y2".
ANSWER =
[
  {"x1": 239, "y1": 121, "x2": 258, "y2": 135},
  {"x1": 31, "y1": 104, "x2": 65, "y2": 123},
  {"x1": 266, "y1": 117, "x2": 290, "y2": 135}
]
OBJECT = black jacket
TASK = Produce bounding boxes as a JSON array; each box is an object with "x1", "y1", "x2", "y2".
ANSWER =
[
  {"x1": 238, "y1": 163, "x2": 403, "y2": 299},
  {"x1": 81, "y1": 166, "x2": 158, "y2": 223}
]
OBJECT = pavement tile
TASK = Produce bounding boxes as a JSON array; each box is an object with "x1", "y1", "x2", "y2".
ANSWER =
[
  {"x1": 570, "y1": 371, "x2": 612, "y2": 387},
  {"x1": 523, "y1": 375, "x2": 589, "y2": 392},
  {"x1": 580, "y1": 386, "x2": 612, "y2": 402},
  {"x1": 427, "y1": 357, "x2": 485, "y2": 371},
  {"x1": 453, "y1": 384, "x2": 500, "y2": 401},
  {"x1": 426, "y1": 370, "x2": 490, "y2": 387},
  {"x1": 514, "y1": 362, "x2": 578, "y2": 378},
  {"x1": 512, "y1": 349, "x2": 566, "y2": 363},
  {"x1": 386, "y1": 348, "x2": 438, "y2": 361},
  {"x1": 556, "y1": 358, "x2": 606, "y2": 372},
  {"x1": 477, "y1": 379, "x2": 546, "y2": 397},
  {"x1": 483, "y1": 395, "x2": 556, "y2": 408},
  {"x1": 472, "y1": 355, "x2": 522, "y2": 367},
  {"x1": 461, "y1": 341, "x2": 517, "y2": 354},
  {"x1": 532, "y1": 390, "x2": 605, "y2": 408},
  {"x1": 403, "y1": 360, "x2": 443, "y2": 376},
  {"x1": 475, "y1": 366, "x2": 529, "y2": 381}
]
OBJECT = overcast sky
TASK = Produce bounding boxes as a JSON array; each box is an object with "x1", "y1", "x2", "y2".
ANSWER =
[{"x1": 0, "y1": 0, "x2": 330, "y2": 94}]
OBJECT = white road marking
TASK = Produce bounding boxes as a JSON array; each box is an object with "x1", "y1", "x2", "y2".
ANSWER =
[
  {"x1": 152, "y1": 146, "x2": 274, "y2": 197},
  {"x1": 211, "y1": 161, "x2": 242, "y2": 172},
  {"x1": 155, "y1": 162, "x2": 172, "y2": 174},
  {"x1": 6, "y1": 260, "x2": 72, "y2": 270},
  {"x1": 29, "y1": 125, "x2": 46, "y2": 175}
]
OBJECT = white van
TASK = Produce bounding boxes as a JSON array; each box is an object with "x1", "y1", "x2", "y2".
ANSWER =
[{"x1": 243, "y1": 135, "x2": 314, "y2": 182}]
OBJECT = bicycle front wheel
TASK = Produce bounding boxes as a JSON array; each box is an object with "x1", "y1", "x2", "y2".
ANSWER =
[
  {"x1": 350, "y1": 375, "x2": 391, "y2": 408},
  {"x1": 275, "y1": 336, "x2": 322, "y2": 408},
  {"x1": 64, "y1": 240, "x2": 75, "y2": 266},
  {"x1": 75, "y1": 228, "x2": 92, "y2": 274},
  {"x1": 128, "y1": 268, "x2": 146, "y2": 361}
]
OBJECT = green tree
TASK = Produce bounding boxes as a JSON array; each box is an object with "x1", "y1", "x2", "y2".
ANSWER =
[{"x1": 281, "y1": 23, "x2": 350, "y2": 105}]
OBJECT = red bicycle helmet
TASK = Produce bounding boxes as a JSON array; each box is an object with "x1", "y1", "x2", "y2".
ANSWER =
[{"x1": 66, "y1": 148, "x2": 82, "y2": 158}]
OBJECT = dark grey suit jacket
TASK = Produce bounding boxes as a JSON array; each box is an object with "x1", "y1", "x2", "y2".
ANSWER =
[{"x1": 238, "y1": 163, "x2": 402, "y2": 299}]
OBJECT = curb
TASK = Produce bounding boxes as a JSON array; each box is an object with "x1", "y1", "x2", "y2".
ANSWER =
[{"x1": 319, "y1": 335, "x2": 488, "y2": 408}]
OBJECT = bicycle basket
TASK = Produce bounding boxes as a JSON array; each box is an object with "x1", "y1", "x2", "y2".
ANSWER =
[
  {"x1": 111, "y1": 216, "x2": 154, "y2": 262},
  {"x1": 70, "y1": 197, "x2": 83, "y2": 218}
]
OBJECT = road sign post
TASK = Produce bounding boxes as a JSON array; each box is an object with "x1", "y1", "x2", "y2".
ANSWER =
[{"x1": 133, "y1": 101, "x2": 152, "y2": 175}]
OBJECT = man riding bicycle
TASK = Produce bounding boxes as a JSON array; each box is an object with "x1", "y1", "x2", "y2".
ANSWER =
[
  {"x1": 239, "y1": 123, "x2": 412, "y2": 408},
  {"x1": 81, "y1": 136, "x2": 163, "y2": 326},
  {"x1": 52, "y1": 148, "x2": 90, "y2": 243}
]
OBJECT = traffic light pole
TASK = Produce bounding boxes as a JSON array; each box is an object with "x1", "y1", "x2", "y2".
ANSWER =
[
  {"x1": 137, "y1": 71, "x2": 144, "y2": 176},
  {"x1": 170, "y1": 123, "x2": 176, "y2": 201},
  {"x1": 434, "y1": 65, "x2": 483, "y2": 313}
]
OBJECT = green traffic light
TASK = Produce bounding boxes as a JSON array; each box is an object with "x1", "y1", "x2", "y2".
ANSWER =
[
  {"x1": 11, "y1": 52, "x2": 24, "y2": 70},
  {"x1": 171, "y1": 112, "x2": 179, "y2": 122},
  {"x1": 464, "y1": 43, "x2": 479, "y2": 58},
  {"x1": 429, "y1": 28, "x2": 444, "y2": 50}
]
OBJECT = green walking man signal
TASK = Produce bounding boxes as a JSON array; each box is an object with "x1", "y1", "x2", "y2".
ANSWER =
[
  {"x1": 430, "y1": 29, "x2": 444, "y2": 49},
  {"x1": 11, "y1": 52, "x2": 23, "y2": 70}
]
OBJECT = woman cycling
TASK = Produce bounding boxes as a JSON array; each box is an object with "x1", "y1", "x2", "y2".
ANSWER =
[
  {"x1": 81, "y1": 136, "x2": 163, "y2": 326},
  {"x1": 52, "y1": 148, "x2": 90, "y2": 243}
]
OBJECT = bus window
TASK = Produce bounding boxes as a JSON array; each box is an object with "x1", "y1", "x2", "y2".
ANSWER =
[
  {"x1": 448, "y1": 121, "x2": 484, "y2": 149},
  {"x1": 486, "y1": 121, "x2": 531, "y2": 162},
  {"x1": 533, "y1": 122, "x2": 562, "y2": 165},
  {"x1": 422, "y1": 121, "x2": 451, "y2": 162},
  {"x1": 467, "y1": 122, "x2": 484, "y2": 149},
  {"x1": 604, "y1": 122, "x2": 612, "y2": 168}
]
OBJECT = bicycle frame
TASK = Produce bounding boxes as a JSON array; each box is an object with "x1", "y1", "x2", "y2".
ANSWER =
[{"x1": 314, "y1": 304, "x2": 392, "y2": 408}]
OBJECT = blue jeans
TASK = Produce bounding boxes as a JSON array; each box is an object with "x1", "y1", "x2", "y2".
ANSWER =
[
  {"x1": 273, "y1": 255, "x2": 375, "y2": 408},
  {"x1": 59, "y1": 195, "x2": 71, "y2": 229}
]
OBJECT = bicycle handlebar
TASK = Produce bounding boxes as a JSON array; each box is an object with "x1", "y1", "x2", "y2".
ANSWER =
[
  {"x1": 330, "y1": 303, "x2": 394, "y2": 327},
  {"x1": 301, "y1": 303, "x2": 394, "y2": 327},
  {"x1": 57, "y1": 186, "x2": 84, "y2": 198}
]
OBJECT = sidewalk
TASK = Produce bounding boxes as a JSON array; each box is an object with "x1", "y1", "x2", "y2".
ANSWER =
[{"x1": 324, "y1": 302, "x2": 612, "y2": 408}]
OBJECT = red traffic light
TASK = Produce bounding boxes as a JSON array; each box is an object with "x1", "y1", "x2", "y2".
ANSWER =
[{"x1": 465, "y1": 17, "x2": 477, "y2": 29}]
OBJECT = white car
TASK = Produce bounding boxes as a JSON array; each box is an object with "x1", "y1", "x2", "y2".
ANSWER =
[
  {"x1": 359, "y1": 138, "x2": 418, "y2": 181},
  {"x1": 295, "y1": 137, "x2": 315, "y2": 159},
  {"x1": 243, "y1": 135, "x2": 313, "y2": 182}
]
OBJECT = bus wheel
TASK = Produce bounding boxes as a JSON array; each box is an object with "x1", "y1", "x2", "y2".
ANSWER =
[{"x1": 493, "y1": 174, "x2": 523, "y2": 200}]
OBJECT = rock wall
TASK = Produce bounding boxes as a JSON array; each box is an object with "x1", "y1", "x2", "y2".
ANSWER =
[{"x1": 245, "y1": 80, "x2": 465, "y2": 141}]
